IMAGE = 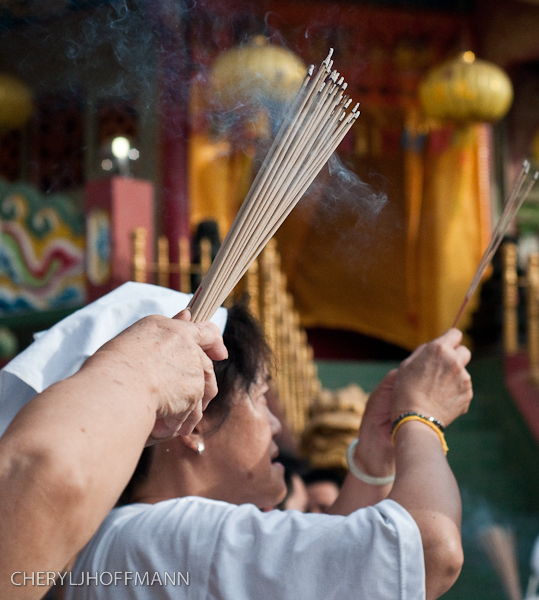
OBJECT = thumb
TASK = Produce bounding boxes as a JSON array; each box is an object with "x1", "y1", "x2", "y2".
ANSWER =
[{"x1": 174, "y1": 308, "x2": 192, "y2": 322}]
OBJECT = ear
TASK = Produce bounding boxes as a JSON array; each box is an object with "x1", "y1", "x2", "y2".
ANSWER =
[{"x1": 176, "y1": 423, "x2": 206, "y2": 455}]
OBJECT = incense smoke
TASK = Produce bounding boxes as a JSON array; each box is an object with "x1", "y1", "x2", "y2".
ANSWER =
[
  {"x1": 2, "y1": 0, "x2": 157, "y2": 104},
  {"x1": 327, "y1": 153, "x2": 387, "y2": 219},
  {"x1": 2, "y1": 0, "x2": 387, "y2": 243}
]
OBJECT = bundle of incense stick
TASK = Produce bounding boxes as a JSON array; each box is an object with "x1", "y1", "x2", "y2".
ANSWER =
[
  {"x1": 188, "y1": 49, "x2": 359, "y2": 322},
  {"x1": 453, "y1": 160, "x2": 539, "y2": 327}
]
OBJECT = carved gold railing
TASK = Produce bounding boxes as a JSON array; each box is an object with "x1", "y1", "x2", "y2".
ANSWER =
[
  {"x1": 131, "y1": 228, "x2": 320, "y2": 435},
  {"x1": 259, "y1": 240, "x2": 321, "y2": 435},
  {"x1": 502, "y1": 241, "x2": 539, "y2": 386},
  {"x1": 132, "y1": 228, "x2": 212, "y2": 293}
]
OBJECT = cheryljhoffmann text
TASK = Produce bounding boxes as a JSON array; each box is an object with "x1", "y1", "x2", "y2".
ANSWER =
[{"x1": 11, "y1": 571, "x2": 190, "y2": 586}]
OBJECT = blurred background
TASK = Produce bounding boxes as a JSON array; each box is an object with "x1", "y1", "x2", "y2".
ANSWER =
[{"x1": 2, "y1": 1, "x2": 539, "y2": 598}]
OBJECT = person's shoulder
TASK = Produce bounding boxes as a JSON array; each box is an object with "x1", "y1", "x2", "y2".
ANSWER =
[
  {"x1": 106, "y1": 497, "x2": 241, "y2": 534},
  {"x1": 77, "y1": 498, "x2": 241, "y2": 564}
]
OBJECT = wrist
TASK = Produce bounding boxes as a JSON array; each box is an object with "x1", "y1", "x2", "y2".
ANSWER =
[
  {"x1": 392, "y1": 418, "x2": 448, "y2": 455},
  {"x1": 347, "y1": 439, "x2": 395, "y2": 486},
  {"x1": 82, "y1": 353, "x2": 159, "y2": 412},
  {"x1": 353, "y1": 434, "x2": 395, "y2": 478}
]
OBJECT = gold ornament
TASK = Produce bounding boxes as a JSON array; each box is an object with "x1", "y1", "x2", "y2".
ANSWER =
[
  {"x1": 210, "y1": 36, "x2": 307, "y2": 109},
  {"x1": 301, "y1": 384, "x2": 368, "y2": 470},
  {"x1": 419, "y1": 51, "x2": 513, "y2": 123},
  {"x1": 0, "y1": 74, "x2": 33, "y2": 129}
]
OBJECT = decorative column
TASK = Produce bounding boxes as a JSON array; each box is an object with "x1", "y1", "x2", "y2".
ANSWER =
[
  {"x1": 85, "y1": 176, "x2": 154, "y2": 302},
  {"x1": 502, "y1": 242, "x2": 519, "y2": 355},
  {"x1": 151, "y1": 0, "x2": 193, "y2": 289}
]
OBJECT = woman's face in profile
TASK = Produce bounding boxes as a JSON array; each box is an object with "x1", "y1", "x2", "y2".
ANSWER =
[{"x1": 203, "y1": 371, "x2": 287, "y2": 509}]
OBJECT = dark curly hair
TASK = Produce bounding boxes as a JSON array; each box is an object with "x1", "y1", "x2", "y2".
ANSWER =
[{"x1": 117, "y1": 297, "x2": 271, "y2": 506}]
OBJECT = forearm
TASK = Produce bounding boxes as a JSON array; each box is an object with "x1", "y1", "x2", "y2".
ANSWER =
[
  {"x1": 389, "y1": 421, "x2": 463, "y2": 600},
  {"x1": 0, "y1": 361, "x2": 157, "y2": 598},
  {"x1": 328, "y1": 429, "x2": 394, "y2": 515}
]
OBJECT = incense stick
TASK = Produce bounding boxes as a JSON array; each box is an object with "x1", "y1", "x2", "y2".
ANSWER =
[
  {"x1": 189, "y1": 50, "x2": 359, "y2": 322},
  {"x1": 453, "y1": 161, "x2": 538, "y2": 328},
  {"x1": 479, "y1": 525, "x2": 522, "y2": 600}
]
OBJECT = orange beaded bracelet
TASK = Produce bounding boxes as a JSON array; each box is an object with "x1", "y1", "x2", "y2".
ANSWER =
[{"x1": 390, "y1": 414, "x2": 449, "y2": 456}]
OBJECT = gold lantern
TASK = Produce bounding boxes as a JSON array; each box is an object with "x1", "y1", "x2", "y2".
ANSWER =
[
  {"x1": 0, "y1": 74, "x2": 33, "y2": 130},
  {"x1": 419, "y1": 51, "x2": 513, "y2": 123},
  {"x1": 210, "y1": 36, "x2": 307, "y2": 109}
]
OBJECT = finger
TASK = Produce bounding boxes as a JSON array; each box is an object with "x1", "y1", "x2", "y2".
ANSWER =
[
  {"x1": 200, "y1": 350, "x2": 218, "y2": 410},
  {"x1": 147, "y1": 416, "x2": 185, "y2": 445},
  {"x1": 177, "y1": 403, "x2": 203, "y2": 436},
  {"x1": 195, "y1": 322, "x2": 228, "y2": 360},
  {"x1": 174, "y1": 308, "x2": 192, "y2": 322},
  {"x1": 437, "y1": 328, "x2": 463, "y2": 349},
  {"x1": 461, "y1": 370, "x2": 473, "y2": 394},
  {"x1": 455, "y1": 344, "x2": 472, "y2": 367}
]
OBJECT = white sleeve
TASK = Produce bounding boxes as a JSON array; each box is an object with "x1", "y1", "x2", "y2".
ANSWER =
[{"x1": 94, "y1": 497, "x2": 425, "y2": 600}]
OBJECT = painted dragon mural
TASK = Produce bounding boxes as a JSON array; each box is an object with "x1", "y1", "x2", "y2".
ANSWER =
[{"x1": 0, "y1": 178, "x2": 86, "y2": 314}]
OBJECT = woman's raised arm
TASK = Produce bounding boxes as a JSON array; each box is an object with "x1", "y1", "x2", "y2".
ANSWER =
[
  {"x1": 0, "y1": 312, "x2": 226, "y2": 600},
  {"x1": 329, "y1": 328, "x2": 473, "y2": 600}
]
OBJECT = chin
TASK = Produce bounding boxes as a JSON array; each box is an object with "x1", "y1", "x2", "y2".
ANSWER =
[{"x1": 256, "y1": 479, "x2": 288, "y2": 511}]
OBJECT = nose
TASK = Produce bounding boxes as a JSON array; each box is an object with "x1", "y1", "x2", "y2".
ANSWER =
[{"x1": 267, "y1": 406, "x2": 282, "y2": 437}]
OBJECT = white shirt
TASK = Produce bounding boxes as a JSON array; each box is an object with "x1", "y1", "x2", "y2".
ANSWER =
[{"x1": 64, "y1": 496, "x2": 425, "y2": 600}]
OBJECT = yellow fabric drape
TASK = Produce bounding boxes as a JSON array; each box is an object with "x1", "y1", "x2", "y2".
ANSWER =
[
  {"x1": 415, "y1": 123, "x2": 492, "y2": 345},
  {"x1": 188, "y1": 118, "x2": 492, "y2": 352},
  {"x1": 275, "y1": 120, "x2": 492, "y2": 350}
]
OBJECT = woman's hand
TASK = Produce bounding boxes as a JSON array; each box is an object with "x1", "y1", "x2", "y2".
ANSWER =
[
  {"x1": 354, "y1": 369, "x2": 398, "y2": 479},
  {"x1": 83, "y1": 309, "x2": 228, "y2": 443},
  {"x1": 390, "y1": 328, "x2": 473, "y2": 427}
]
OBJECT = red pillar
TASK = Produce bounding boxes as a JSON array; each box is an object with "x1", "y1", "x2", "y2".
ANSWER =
[{"x1": 152, "y1": 1, "x2": 193, "y2": 288}]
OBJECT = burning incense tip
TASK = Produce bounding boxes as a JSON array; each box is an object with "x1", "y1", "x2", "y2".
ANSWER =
[{"x1": 324, "y1": 48, "x2": 335, "y2": 65}]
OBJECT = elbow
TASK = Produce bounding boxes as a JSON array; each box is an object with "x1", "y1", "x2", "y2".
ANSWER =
[
  {"x1": 422, "y1": 517, "x2": 463, "y2": 600},
  {"x1": 41, "y1": 448, "x2": 90, "y2": 527},
  {"x1": 0, "y1": 442, "x2": 90, "y2": 575},
  {"x1": 23, "y1": 445, "x2": 90, "y2": 547}
]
